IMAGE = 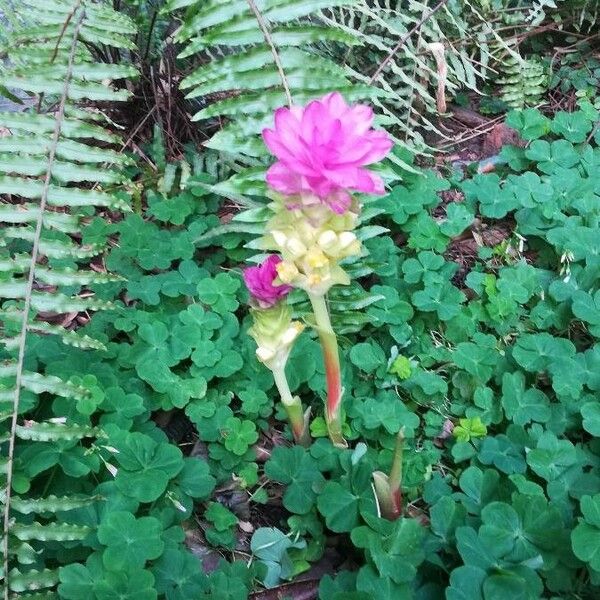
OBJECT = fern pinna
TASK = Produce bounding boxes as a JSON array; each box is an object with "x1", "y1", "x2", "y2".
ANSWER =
[{"x1": 0, "y1": 1, "x2": 136, "y2": 596}]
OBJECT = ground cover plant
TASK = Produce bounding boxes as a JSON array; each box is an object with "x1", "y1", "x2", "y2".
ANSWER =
[{"x1": 1, "y1": 1, "x2": 599, "y2": 599}]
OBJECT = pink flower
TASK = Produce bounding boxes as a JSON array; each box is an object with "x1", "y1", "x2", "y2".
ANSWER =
[
  {"x1": 262, "y1": 92, "x2": 393, "y2": 213},
  {"x1": 243, "y1": 255, "x2": 292, "y2": 308}
]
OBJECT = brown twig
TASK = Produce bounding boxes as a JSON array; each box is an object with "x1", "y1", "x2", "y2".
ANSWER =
[{"x1": 368, "y1": 0, "x2": 450, "y2": 85}]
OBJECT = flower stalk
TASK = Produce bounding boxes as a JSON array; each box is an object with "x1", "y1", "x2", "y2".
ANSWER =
[
  {"x1": 309, "y1": 293, "x2": 346, "y2": 448},
  {"x1": 373, "y1": 427, "x2": 405, "y2": 520},
  {"x1": 246, "y1": 296, "x2": 309, "y2": 446},
  {"x1": 272, "y1": 365, "x2": 311, "y2": 446}
]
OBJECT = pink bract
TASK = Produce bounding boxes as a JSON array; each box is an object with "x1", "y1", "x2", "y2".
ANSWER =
[
  {"x1": 243, "y1": 255, "x2": 292, "y2": 308},
  {"x1": 262, "y1": 92, "x2": 393, "y2": 213}
]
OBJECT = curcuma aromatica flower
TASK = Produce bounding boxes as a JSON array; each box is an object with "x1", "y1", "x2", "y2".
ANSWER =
[
  {"x1": 246, "y1": 92, "x2": 392, "y2": 449},
  {"x1": 262, "y1": 92, "x2": 392, "y2": 214},
  {"x1": 243, "y1": 254, "x2": 292, "y2": 308}
]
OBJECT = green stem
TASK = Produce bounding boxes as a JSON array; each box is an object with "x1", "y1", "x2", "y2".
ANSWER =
[
  {"x1": 388, "y1": 427, "x2": 405, "y2": 493},
  {"x1": 388, "y1": 427, "x2": 404, "y2": 510},
  {"x1": 272, "y1": 365, "x2": 310, "y2": 447},
  {"x1": 372, "y1": 427, "x2": 405, "y2": 520},
  {"x1": 308, "y1": 293, "x2": 347, "y2": 448}
]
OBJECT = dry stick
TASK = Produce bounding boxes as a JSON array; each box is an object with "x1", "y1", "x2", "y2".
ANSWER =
[
  {"x1": 246, "y1": 0, "x2": 292, "y2": 108},
  {"x1": 368, "y1": 0, "x2": 450, "y2": 85},
  {"x1": 1, "y1": 9, "x2": 86, "y2": 597}
]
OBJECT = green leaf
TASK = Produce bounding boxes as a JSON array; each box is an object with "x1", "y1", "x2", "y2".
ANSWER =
[
  {"x1": 453, "y1": 417, "x2": 487, "y2": 442},
  {"x1": 572, "y1": 290, "x2": 600, "y2": 336},
  {"x1": 265, "y1": 446, "x2": 324, "y2": 514},
  {"x1": 349, "y1": 342, "x2": 386, "y2": 373},
  {"x1": 221, "y1": 417, "x2": 258, "y2": 456},
  {"x1": 94, "y1": 568, "x2": 157, "y2": 600},
  {"x1": 526, "y1": 432, "x2": 577, "y2": 481},
  {"x1": 512, "y1": 333, "x2": 575, "y2": 373},
  {"x1": 114, "y1": 431, "x2": 184, "y2": 502},
  {"x1": 205, "y1": 502, "x2": 238, "y2": 531},
  {"x1": 153, "y1": 548, "x2": 206, "y2": 600},
  {"x1": 98, "y1": 511, "x2": 164, "y2": 570},
  {"x1": 197, "y1": 273, "x2": 240, "y2": 314},
  {"x1": 175, "y1": 458, "x2": 216, "y2": 499},
  {"x1": 506, "y1": 108, "x2": 551, "y2": 140},
  {"x1": 501, "y1": 372, "x2": 551, "y2": 426},
  {"x1": 572, "y1": 494, "x2": 600, "y2": 572},
  {"x1": 581, "y1": 402, "x2": 600, "y2": 436},
  {"x1": 250, "y1": 527, "x2": 306, "y2": 588},
  {"x1": 551, "y1": 110, "x2": 592, "y2": 143},
  {"x1": 411, "y1": 282, "x2": 465, "y2": 320},
  {"x1": 317, "y1": 481, "x2": 363, "y2": 533}
]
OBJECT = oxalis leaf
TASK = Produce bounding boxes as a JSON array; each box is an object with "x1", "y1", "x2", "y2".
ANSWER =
[
  {"x1": 572, "y1": 494, "x2": 600, "y2": 572},
  {"x1": 265, "y1": 446, "x2": 324, "y2": 514},
  {"x1": 97, "y1": 511, "x2": 164, "y2": 570}
]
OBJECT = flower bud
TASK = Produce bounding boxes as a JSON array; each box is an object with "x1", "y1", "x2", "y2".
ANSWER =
[
  {"x1": 286, "y1": 237, "x2": 307, "y2": 258},
  {"x1": 243, "y1": 255, "x2": 292, "y2": 308},
  {"x1": 271, "y1": 229, "x2": 287, "y2": 247},
  {"x1": 338, "y1": 231, "x2": 357, "y2": 249},
  {"x1": 305, "y1": 247, "x2": 328, "y2": 269},
  {"x1": 276, "y1": 260, "x2": 299, "y2": 284},
  {"x1": 318, "y1": 230, "x2": 338, "y2": 251},
  {"x1": 248, "y1": 303, "x2": 304, "y2": 370}
]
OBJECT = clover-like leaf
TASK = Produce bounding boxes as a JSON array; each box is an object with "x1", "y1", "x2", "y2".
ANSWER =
[
  {"x1": 581, "y1": 402, "x2": 600, "y2": 436},
  {"x1": 221, "y1": 417, "x2": 258, "y2": 456},
  {"x1": 411, "y1": 282, "x2": 465, "y2": 321},
  {"x1": 501, "y1": 372, "x2": 551, "y2": 425},
  {"x1": 572, "y1": 494, "x2": 600, "y2": 572},
  {"x1": 265, "y1": 446, "x2": 324, "y2": 514},
  {"x1": 317, "y1": 481, "x2": 363, "y2": 533},
  {"x1": 114, "y1": 431, "x2": 183, "y2": 502},
  {"x1": 551, "y1": 110, "x2": 592, "y2": 143},
  {"x1": 97, "y1": 511, "x2": 164, "y2": 570},
  {"x1": 153, "y1": 548, "x2": 207, "y2": 600},
  {"x1": 350, "y1": 342, "x2": 386, "y2": 373},
  {"x1": 506, "y1": 108, "x2": 550, "y2": 140},
  {"x1": 453, "y1": 417, "x2": 487, "y2": 442},
  {"x1": 572, "y1": 290, "x2": 600, "y2": 336},
  {"x1": 94, "y1": 568, "x2": 157, "y2": 600},
  {"x1": 197, "y1": 273, "x2": 240, "y2": 314},
  {"x1": 205, "y1": 502, "x2": 238, "y2": 532},
  {"x1": 174, "y1": 457, "x2": 216, "y2": 500}
]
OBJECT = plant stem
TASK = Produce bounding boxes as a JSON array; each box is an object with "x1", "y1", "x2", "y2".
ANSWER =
[
  {"x1": 308, "y1": 293, "x2": 347, "y2": 448},
  {"x1": 388, "y1": 427, "x2": 405, "y2": 515},
  {"x1": 372, "y1": 427, "x2": 405, "y2": 520},
  {"x1": 272, "y1": 365, "x2": 310, "y2": 447}
]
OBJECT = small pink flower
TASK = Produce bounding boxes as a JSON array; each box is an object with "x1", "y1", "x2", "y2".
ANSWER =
[
  {"x1": 262, "y1": 92, "x2": 393, "y2": 213},
  {"x1": 243, "y1": 255, "x2": 292, "y2": 308}
]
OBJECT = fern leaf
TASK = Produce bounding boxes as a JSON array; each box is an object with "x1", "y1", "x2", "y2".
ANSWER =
[{"x1": 0, "y1": 1, "x2": 137, "y2": 594}]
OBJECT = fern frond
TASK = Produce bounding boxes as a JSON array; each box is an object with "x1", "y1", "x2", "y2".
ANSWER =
[
  {"x1": 498, "y1": 54, "x2": 547, "y2": 109},
  {"x1": 168, "y1": 0, "x2": 380, "y2": 160},
  {"x1": 0, "y1": 1, "x2": 137, "y2": 595}
]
